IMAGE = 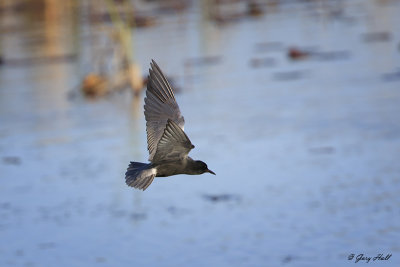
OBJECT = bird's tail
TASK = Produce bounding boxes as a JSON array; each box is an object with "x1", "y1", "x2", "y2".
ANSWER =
[{"x1": 125, "y1": 162, "x2": 156, "y2": 190}]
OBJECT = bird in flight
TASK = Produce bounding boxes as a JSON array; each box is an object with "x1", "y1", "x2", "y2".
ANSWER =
[{"x1": 125, "y1": 60, "x2": 215, "y2": 190}]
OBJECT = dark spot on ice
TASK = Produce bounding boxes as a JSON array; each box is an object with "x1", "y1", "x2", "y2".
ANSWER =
[
  {"x1": 382, "y1": 69, "x2": 400, "y2": 82},
  {"x1": 166, "y1": 206, "x2": 189, "y2": 216},
  {"x1": 307, "y1": 200, "x2": 321, "y2": 209},
  {"x1": 0, "y1": 54, "x2": 77, "y2": 67},
  {"x1": 202, "y1": 194, "x2": 241, "y2": 203},
  {"x1": 273, "y1": 71, "x2": 306, "y2": 81},
  {"x1": 130, "y1": 212, "x2": 147, "y2": 221},
  {"x1": 38, "y1": 242, "x2": 56, "y2": 249},
  {"x1": 249, "y1": 57, "x2": 276, "y2": 68},
  {"x1": 308, "y1": 146, "x2": 335, "y2": 155},
  {"x1": 362, "y1": 32, "x2": 392, "y2": 43},
  {"x1": 254, "y1": 42, "x2": 283, "y2": 53},
  {"x1": 111, "y1": 210, "x2": 127, "y2": 218},
  {"x1": 96, "y1": 256, "x2": 107, "y2": 263},
  {"x1": 282, "y1": 255, "x2": 295, "y2": 264},
  {"x1": 1, "y1": 202, "x2": 11, "y2": 209},
  {"x1": 15, "y1": 249, "x2": 24, "y2": 257},
  {"x1": 184, "y1": 56, "x2": 222, "y2": 67},
  {"x1": 2, "y1": 156, "x2": 21, "y2": 165},
  {"x1": 314, "y1": 50, "x2": 351, "y2": 61}
]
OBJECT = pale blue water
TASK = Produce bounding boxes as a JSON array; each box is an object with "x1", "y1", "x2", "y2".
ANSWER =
[{"x1": 1, "y1": 1, "x2": 400, "y2": 266}]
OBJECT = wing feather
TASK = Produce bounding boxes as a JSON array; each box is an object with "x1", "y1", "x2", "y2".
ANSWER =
[
  {"x1": 152, "y1": 119, "x2": 194, "y2": 163},
  {"x1": 144, "y1": 60, "x2": 185, "y2": 161}
]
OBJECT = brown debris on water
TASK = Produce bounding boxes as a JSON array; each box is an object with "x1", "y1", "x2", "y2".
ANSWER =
[
  {"x1": 81, "y1": 73, "x2": 109, "y2": 98},
  {"x1": 130, "y1": 15, "x2": 157, "y2": 28},
  {"x1": 81, "y1": 63, "x2": 144, "y2": 98},
  {"x1": 89, "y1": 6, "x2": 157, "y2": 29},
  {"x1": 247, "y1": 1, "x2": 264, "y2": 17},
  {"x1": 156, "y1": 0, "x2": 189, "y2": 14},
  {"x1": 287, "y1": 47, "x2": 351, "y2": 62},
  {"x1": 205, "y1": 0, "x2": 246, "y2": 25},
  {"x1": 288, "y1": 47, "x2": 310, "y2": 60}
]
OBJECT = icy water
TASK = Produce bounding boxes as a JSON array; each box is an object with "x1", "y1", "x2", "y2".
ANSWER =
[{"x1": 1, "y1": 1, "x2": 400, "y2": 266}]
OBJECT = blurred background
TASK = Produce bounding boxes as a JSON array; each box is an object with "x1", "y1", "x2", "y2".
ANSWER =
[{"x1": 1, "y1": 0, "x2": 400, "y2": 266}]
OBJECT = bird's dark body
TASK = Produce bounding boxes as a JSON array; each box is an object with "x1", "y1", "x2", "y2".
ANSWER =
[
  {"x1": 125, "y1": 60, "x2": 214, "y2": 190},
  {"x1": 153, "y1": 160, "x2": 189, "y2": 177},
  {"x1": 153, "y1": 157, "x2": 206, "y2": 177}
]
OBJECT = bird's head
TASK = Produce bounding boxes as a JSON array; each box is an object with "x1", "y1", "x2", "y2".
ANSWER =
[{"x1": 194, "y1": 160, "x2": 215, "y2": 175}]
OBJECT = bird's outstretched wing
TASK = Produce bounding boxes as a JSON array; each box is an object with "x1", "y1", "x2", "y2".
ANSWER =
[
  {"x1": 152, "y1": 119, "x2": 194, "y2": 163},
  {"x1": 144, "y1": 60, "x2": 185, "y2": 162}
]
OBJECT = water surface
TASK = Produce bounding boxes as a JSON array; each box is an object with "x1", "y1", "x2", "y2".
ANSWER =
[{"x1": 1, "y1": 1, "x2": 400, "y2": 266}]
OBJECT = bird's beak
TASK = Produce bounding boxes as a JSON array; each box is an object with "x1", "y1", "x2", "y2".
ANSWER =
[{"x1": 207, "y1": 169, "x2": 216, "y2": 175}]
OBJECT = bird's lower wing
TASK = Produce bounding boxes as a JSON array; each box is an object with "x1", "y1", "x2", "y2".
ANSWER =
[{"x1": 152, "y1": 119, "x2": 194, "y2": 163}]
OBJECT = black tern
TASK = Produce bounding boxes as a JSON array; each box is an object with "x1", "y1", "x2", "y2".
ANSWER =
[{"x1": 125, "y1": 60, "x2": 215, "y2": 190}]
